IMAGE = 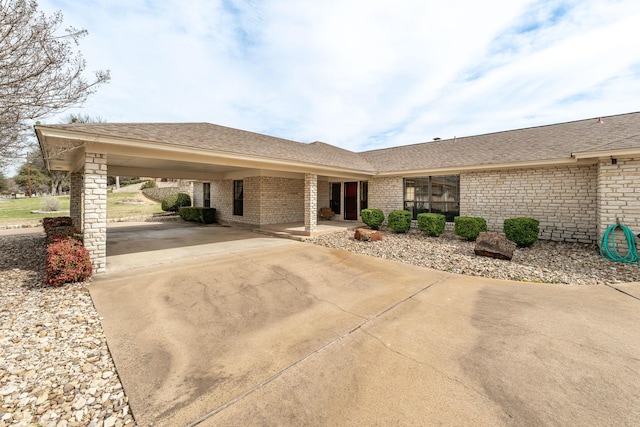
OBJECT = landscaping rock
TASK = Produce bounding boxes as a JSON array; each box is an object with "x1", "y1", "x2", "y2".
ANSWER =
[
  {"x1": 474, "y1": 232, "x2": 517, "y2": 260},
  {"x1": 354, "y1": 228, "x2": 382, "y2": 242}
]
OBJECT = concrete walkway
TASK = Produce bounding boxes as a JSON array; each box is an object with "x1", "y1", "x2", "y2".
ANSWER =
[{"x1": 90, "y1": 225, "x2": 640, "y2": 426}]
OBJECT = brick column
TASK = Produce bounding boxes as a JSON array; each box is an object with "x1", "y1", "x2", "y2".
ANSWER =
[
  {"x1": 304, "y1": 173, "x2": 317, "y2": 235},
  {"x1": 69, "y1": 173, "x2": 83, "y2": 231},
  {"x1": 83, "y1": 153, "x2": 108, "y2": 273}
]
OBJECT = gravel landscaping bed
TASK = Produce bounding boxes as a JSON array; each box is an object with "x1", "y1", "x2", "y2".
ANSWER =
[
  {"x1": 0, "y1": 233, "x2": 135, "y2": 426},
  {"x1": 307, "y1": 227, "x2": 640, "y2": 285}
]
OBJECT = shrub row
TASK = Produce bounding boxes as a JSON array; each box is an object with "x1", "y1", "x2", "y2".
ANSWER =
[
  {"x1": 360, "y1": 209, "x2": 539, "y2": 245},
  {"x1": 454, "y1": 216, "x2": 487, "y2": 241},
  {"x1": 178, "y1": 207, "x2": 217, "y2": 224},
  {"x1": 504, "y1": 217, "x2": 540, "y2": 247},
  {"x1": 361, "y1": 209, "x2": 384, "y2": 230},
  {"x1": 140, "y1": 180, "x2": 157, "y2": 189},
  {"x1": 42, "y1": 216, "x2": 92, "y2": 286},
  {"x1": 453, "y1": 216, "x2": 539, "y2": 245},
  {"x1": 46, "y1": 237, "x2": 92, "y2": 286},
  {"x1": 161, "y1": 192, "x2": 191, "y2": 212},
  {"x1": 417, "y1": 213, "x2": 446, "y2": 236}
]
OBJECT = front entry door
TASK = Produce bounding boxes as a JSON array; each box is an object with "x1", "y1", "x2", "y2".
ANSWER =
[{"x1": 344, "y1": 182, "x2": 358, "y2": 220}]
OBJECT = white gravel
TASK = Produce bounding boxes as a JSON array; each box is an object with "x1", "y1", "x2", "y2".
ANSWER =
[
  {"x1": 307, "y1": 227, "x2": 640, "y2": 285},
  {"x1": 0, "y1": 233, "x2": 135, "y2": 426}
]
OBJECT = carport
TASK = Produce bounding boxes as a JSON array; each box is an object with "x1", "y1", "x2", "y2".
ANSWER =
[{"x1": 35, "y1": 122, "x2": 375, "y2": 273}]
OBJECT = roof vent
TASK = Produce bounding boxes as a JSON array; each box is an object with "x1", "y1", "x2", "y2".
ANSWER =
[
  {"x1": 433, "y1": 137, "x2": 441, "y2": 141},
  {"x1": 597, "y1": 117, "x2": 604, "y2": 123}
]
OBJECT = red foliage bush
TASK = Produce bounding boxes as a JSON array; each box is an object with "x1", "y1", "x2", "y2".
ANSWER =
[
  {"x1": 45, "y1": 237, "x2": 92, "y2": 286},
  {"x1": 45, "y1": 226, "x2": 79, "y2": 244}
]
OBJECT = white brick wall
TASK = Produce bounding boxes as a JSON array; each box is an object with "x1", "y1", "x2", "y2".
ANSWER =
[
  {"x1": 192, "y1": 182, "x2": 203, "y2": 207},
  {"x1": 368, "y1": 177, "x2": 404, "y2": 218},
  {"x1": 318, "y1": 180, "x2": 330, "y2": 211},
  {"x1": 206, "y1": 175, "x2": 308, "y2": 226},
  {"x1": 259, "y1": 176, "x2": 304, "y2": 224},
  {"x1": 462, "y1": 165, "x2": 597, "y2": 243},
  {"x1": 597, "y1": 157, "x2": 640, "y2": 240}
]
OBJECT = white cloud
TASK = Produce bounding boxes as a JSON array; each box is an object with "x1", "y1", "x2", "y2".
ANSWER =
[{"x1": 36, "y1": 0, "x2": 640, "y2": 153}]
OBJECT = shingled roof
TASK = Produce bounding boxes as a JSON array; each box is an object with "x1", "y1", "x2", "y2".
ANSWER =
[
  {"x1": 39, "y1": 112, "x2": 640, "y2": 175},
  {"x1": 41, "y1": 122, "x2": 377, "y2": 173},
  {"x1": 359, "y1": 112, "x2": 640, "y2": 173}
]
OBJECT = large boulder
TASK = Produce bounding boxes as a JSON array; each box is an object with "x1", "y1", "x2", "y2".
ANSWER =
[
  {"x1": 474, "y1": 232, "x2": 516, "y2": 260},
  {"x1": 354, "y1": 228, "x2": 382, "y2": 242}
]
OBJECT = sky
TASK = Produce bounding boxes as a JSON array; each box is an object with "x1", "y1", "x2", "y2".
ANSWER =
[{"x1": 37, "y1": 0, "x2": 640, "y2": 153}]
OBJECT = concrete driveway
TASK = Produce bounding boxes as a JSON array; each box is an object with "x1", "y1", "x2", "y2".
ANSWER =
[{"x1": 91, "y1": 225, "x2": 640, "y2": 426}]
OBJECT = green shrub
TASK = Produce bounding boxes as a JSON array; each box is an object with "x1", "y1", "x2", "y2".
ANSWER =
[
  {"x1": 45, "y1": 237, "x2": 92, "y2": 286},
  {"x1": 361, "y1": 208, "x2": 385, "y2": 230},
  {"x1": 417, "y1": 213, "x2": 446, "y2": 236},
  {"x1": 504, "y1": 217, "x2": 540, "y2": 247},
  {"x1": 178, "y1": 207, "x2": 217, "y2": 224},
  {"x1": 454, "y1": 216, "x2": 487, "y2": 241},
  {"x1": 140, "y1": 180, "x2": 157, "y2": 189},
  {"x1": 161, "y1": 192, "x2": 191, "y2": 212},
  {"x1": 388, "y1": 210, "x2": 412, "y2": 233}
]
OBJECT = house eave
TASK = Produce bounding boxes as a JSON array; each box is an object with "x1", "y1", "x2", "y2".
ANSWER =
[
  {"x1": 572, "y1": 148, "x2": 640, "y2": 160},
  {"x1": 375, "y1": 157, "x2": 581, "y2": 177},
  {"x1": 35, "y1": 126, "x2": 376, "y2": 179}
]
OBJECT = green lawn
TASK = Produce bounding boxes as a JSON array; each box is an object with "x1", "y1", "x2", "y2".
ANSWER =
[{"x1": 0, "y1": 192, "x2": 163, "y2": 227}]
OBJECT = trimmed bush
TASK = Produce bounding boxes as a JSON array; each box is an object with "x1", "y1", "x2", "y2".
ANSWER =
[
  {"x1": 504, "y1": 217, "x2": 540, "y2": 247},
  {"x1": 42, "y1": 217, "x2": 78, "y2": 244},
  {"x1": 140, "y1": 180, "x2": 157, "y2": 189},
  {"x1": 178, "y1": 207, "x2": 217, "y2": 224},
  {"x1": 42, "y1": 216, "x2": 73, "y2": 229},
  {"x1": 361, "y1": 208, "x2": 385, "y2": 230},
  {"x1": 161, "y1": 192, "x2": 191, "y2": 212},
  {"x1": 45, "y1": 237, "x2": 92, "y2": 286},
  {"x1": 45, "y1": 225, "x2": 79, "y2": 244},
  {"x1": 417, "y1": 213, "x2": 446, "y2": 236},
  {"x1": 388, "y1": 210, "x2": 412, "y2": 233},
  {"x1": 454, "y1": 216, "x2": 487, "y2": 241}
]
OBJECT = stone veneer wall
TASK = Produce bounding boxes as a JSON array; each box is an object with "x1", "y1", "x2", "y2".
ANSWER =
[
  {"x1": 82, "y1": 153, "x2": 108, "y2": 273},
  {"x1": 597, "y1": 157, "x2": 640, "y2": 241},
  {"x1": 461, "y1": 164, "x2": 597, "y2": 243},
  {"x1": 368, "y1": 177, "x2": 404, "y2": 218}
]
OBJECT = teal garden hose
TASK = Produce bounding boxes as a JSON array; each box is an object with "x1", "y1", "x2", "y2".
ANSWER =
[{"x1": 600, "y1": 223, "x2": 639, "y2": 264}]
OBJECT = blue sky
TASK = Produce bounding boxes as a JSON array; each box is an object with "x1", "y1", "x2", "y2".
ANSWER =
[{"x1": 38, "y1": 0, "x2": 640, "y2": 152}]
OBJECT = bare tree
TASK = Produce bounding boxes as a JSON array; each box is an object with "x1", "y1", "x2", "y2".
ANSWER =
[{"x1": 0, "y1": 0, "x2": 110, "y2": 168}]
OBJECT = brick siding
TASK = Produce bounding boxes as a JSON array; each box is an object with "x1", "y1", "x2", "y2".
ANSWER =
[
  {"x1": 597, "y1": 157, "x2": 640, "y2": 240},
  {"x1": 368, "y1": 177, "x2": 404, "y2": 218},
  {"x1": 461, "y1": 165, "x2": 597, "y2": 243}
]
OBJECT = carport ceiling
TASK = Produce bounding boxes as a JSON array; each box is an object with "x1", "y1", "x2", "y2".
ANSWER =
[{"x1": 106, "y1": 154, "x2": 244, "y2": 179}]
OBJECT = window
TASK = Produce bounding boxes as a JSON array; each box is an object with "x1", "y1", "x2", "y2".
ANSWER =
[
  {"x1": 233, "y1": 180, "x2": 243, "y2": 216},
  {"x1": 360, "y1": 181, "x2": 368, "y2": 210},
  {"x1": 203, "y1": 183, "x2": 211, "y2": 208},
  {"x1": 404, "y1": 175, "x2": 459, "y2": 221}
]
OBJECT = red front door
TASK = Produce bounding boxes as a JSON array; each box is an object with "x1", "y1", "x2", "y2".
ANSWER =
[{"x1": 344, "y1": 182, "x2": 358, "y2": 220}]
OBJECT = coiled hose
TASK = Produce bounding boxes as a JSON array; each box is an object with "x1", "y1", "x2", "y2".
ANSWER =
[{"x1": 600, "y1": 223, "x2": 639, "y2": 264}]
